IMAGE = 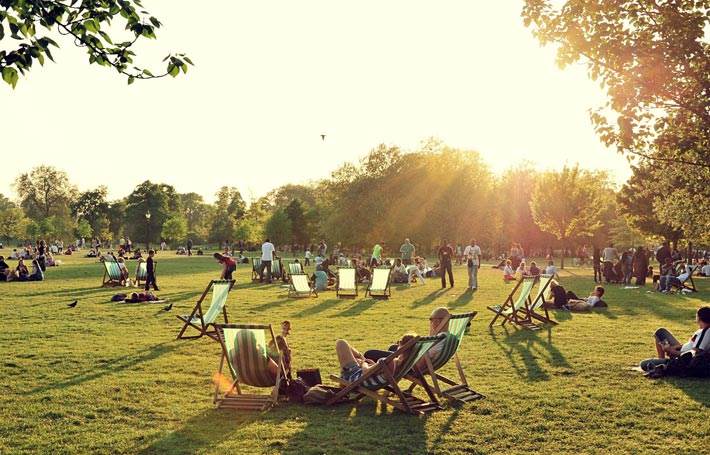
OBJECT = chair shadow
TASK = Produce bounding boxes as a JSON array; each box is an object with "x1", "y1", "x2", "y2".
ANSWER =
[
  {"x1": 335, "y1": 299, "x2": 378, "y2": 317},
  {"x1": 253, "y1": 298, "x2": 293, "y2": 312},
  {"x1": 292, "y1": 299, "x2": 341, "y2": 318},
  {"x1": 29, "y1": 342, "x2": 184, "y2": 395},
  {"x1": 489, "y1": 326, "x2": 570, "y2": 382},
  {"x1": 410, "y1": 289, "x2": 448, "y2": 309},
  {"x1": 450, "y1": 291, "x2": 474, "y2": 308}
]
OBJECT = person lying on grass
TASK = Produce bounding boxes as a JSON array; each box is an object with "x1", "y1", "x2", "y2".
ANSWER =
[
  {"x1": 639, "y1": 306, "x2": 710, "y2": 372},
  {"x1": 336, "y1": 333, "x2": 417, "y2": 384},
  {"x1": 563, "y1": 285, "x2": 607, "y2": 311}
]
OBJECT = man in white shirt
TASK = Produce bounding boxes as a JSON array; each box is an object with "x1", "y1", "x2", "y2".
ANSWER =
[
  {"x1": 640, "y1": 306, "x2": 710, "y2": 372},
  {"x1": 601, "y1": 243, "x2": 618, "y2": 282},
  {"x1": 463, "y1": 239, "x2": 482, "y2": 290},
  {"x1": 259, "y1": 238, "x2": 275, "y2": 283}
]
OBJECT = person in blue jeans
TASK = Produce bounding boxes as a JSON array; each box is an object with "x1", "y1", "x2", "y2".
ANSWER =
[{"x1": 640, "y1": 306, "x2": 710, "y2": 372}]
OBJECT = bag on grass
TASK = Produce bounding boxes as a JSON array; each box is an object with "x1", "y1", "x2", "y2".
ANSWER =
[{"x1": 302, "y1": 385, "x2": 354, "y2": 405}]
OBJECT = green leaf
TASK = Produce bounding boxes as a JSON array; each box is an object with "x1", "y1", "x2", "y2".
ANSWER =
[
  {"x1": 168, "y1": 64, "x2": 179, "y2": 77},
  {"x1": 0, "y1": 23, "x2": 4, "y2": 40},
  {"x1": 84, "y1": 19, "x2": 99, "y2": 33},
  {"x1": 181, "y1": 63, "x2": 188, "y2": 74},
  {"x1": 127, "y1": 76, "x2": 135, "y2": 85},
  {"x1": 2, "y1": 67, "x2": 18, "y2": 89},
  {"x1": 142, "y1": 69, "x2": 154, "y2": 77},
  {"x1": 183, "y1": 56, "x2": 194, "y2": 65}
]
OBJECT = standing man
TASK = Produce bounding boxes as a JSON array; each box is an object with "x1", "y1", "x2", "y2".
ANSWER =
[
  {"x1": 399, "y1": 238, "x2": 415, "y2": 266},
  {"x1": 655, "y1": 241, "x2": 672, "y2": 267},
  {"x1": 259, "y1": 238, "x2": 275, "y2": 284},
  {"x1": 186, "y1": 238, "x2": 193, "y2": 256},
  {"x1": 144, "y1": 249, "x2": 159, "y2": 291},
  {"x1": 438, "y1": 239, "x2": 454, "y2": 288},
  {"x1": 318, "y1": 240, "x2": 327, "y2": 258},
  {"x1": 601, "y1": 242, "x2": 618, "y2": 283},
  {"x1": 463, "y1": 239, "x2": 482, "y2": 291},
  {"x1": 371, "y1": 242, "x2": 383, "y2": 267}
]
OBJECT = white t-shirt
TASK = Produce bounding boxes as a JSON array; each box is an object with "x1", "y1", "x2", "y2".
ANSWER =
[
  {"x1": 681, "y1": 328, "x2": 710, "y2": 354},
  {"x1": 586, "y1": 295, "x2": 601, "y2": 308},
  {"x1": 503, "y1": 265, "x2": 514, "y2": 276},
  {"x1": 261, "y1": 242, "x2": 275, "y2": 261},
  {"x1": 545, "y1": 265, "x2": 557, "y2": 276},
  {"x1": 305, "y1": 250, "x2": 312, "y2": 259},
  {"x1": 463, "y1": 245, "x2": 481, "y2": 265},
  {"x1": 702, "y1": 264, "x2": 710, "y2": 276},
  {"x1": 677, "y1": 271, "x2": 690, "y2": 282}
]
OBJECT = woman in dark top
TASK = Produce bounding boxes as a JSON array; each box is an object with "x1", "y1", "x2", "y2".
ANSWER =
[
  {"x1": 214, "y1": 253, "x2": 236, "y2": 280},
  {"x1": 632, "y1": 247, "x2": 649, "y2": 285}
]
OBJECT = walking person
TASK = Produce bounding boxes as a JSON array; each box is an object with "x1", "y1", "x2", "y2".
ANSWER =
[
  {"x1": 144, "y1": 249, "x2": 159, "y2": 291},
  {"x1": 399, "y1": 238, "x2": 415, "y2": 266},
  {"x1": 438, "y1": 239, "x2": 454, "y2": 288},
  {"x1": 259, "y1": 238, "x2": 275, "y2": 283},
  {"x1": 593, "y1": 245, "x2": 602, "y2": 283},
  {"x1": 186, "y1": 238, "x2": 193, "y2": 256},
  {"x1": 370, "y1": 242, "x2": 383, "y2": 268},
  {"x1": 463, "y1": 239, "x2": 482, "y2": 291}
]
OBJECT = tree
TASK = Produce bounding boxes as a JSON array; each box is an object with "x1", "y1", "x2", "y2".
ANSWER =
[
  {"x1": 14, "y1": 165, "x2": 76, "y2": 220},
  {"x1": 530, "y1": 166, "x2": 606, "y2": 267},
  {"x1": 0, "y1": 193, "x2": 15, "y2": 211},
  {"x1": 162, "y1": 216, "x2": 187, "y2": 244},
  {"x1": 106, "y1": 200, "x2": 126, "y2": 240},
  {"x1": 71, "y1": 186, "x2": 110, "y2": 239},
  {"x1": 0, "y1": 0, "x2": 192, "y2": 89},
  {"x1": 209, "y1": 187, "x2": 246, "y2": 243},
  {"x1": 285, "y1": 199, "x2": 307, "y2": 245},
  {"x1": 522, "y1": 0, "x2": 709, "y2": 168},
  {"x1": 264, "y1": 209, "x2": 292, "y2": 247},
  {"x1": 180, "y1": 192, "x2": 211, "y2": 242},
  {"x1": 0, "y1": 206, "x2": 26, "y2": 242},
  {"x1": 124, "y1": 181, "x2": 173, "y2": 247},
  {"x1": 75, "y1": 218, "x2": 93, "y2": 240}
]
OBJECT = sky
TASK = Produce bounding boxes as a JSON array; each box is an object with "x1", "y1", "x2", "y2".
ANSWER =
[{"x1": 1, "y1": 1, "x2": 631, "y2": 203}]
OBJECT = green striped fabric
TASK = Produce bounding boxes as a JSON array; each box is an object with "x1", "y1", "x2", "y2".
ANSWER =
[
  {"x1": 223, "y1": 327, "x2": 275, "y2": 387},
  {"x1": 105, "y1": 261, "x2": 122, "y2": 280},
  {"x1": 288, "y1": 263, "x2": 303, "y2": 275},
  {"x1": 531, "y1": 275, "x2": 553, "y2": 310},
  {"x1": 271, "y1": 260, "x2": 281, "y2": 276},
  {"x1": 252, "y1": 258, "x2": 262, "y2": 271},
  {"x1": 136, "y1": 262, "x2": 147, "y2": 280},
  {"x1": 338, "y1": 268, "x2": 356, "y2": 291},
  {"x1": 191, "y1": 281, "x2": 230, "y2": 325},
  {"x1": 502, "y1": 277, "x2": 535, "y2": 315}
]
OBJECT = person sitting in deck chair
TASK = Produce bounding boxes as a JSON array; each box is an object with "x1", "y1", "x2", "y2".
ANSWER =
[
  {"x1": 336, "y1": 333, "x2": 418, "y2": 385},
  {"x1": 355, "y1": 258, "x2": 372, "y2": 283},
  {"x1": 658, "y1": 263, "x2": 691, "y2": 293},
  {"x1": 639, "y1": 306, "x2": 710, "y2": 373}
]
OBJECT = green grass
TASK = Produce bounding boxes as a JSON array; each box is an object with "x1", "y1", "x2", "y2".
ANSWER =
[{"x1": 1, "y1": 250, "x2": 708, "y2": 454}]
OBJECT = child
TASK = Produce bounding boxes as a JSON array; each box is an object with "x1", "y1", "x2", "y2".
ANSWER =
[
  {"x1": 502, "y1": 260, "x2": 515, "y2": 282},
  {"x1": 640, "y1": 306, "x2": 710, "y2": 372},
  {"x1": 144, "y1": 250, "x2": 159, "y2": 291},
  {"x1": 544, "y1": 260, "x2": 558, "y2": 279},
  {"x1": 565, "y1": 285, "x2": 606, "y2": 311}
]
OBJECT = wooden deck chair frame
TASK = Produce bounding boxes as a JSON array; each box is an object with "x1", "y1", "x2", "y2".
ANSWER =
[
  {"x1": 101, "y1": 256, "x2": 124, "y2": 287},
  {"x1": 327, "y1": 334, "x2": 447, "y2": 415},
  {"x1": 288, "y1": 273, "x2": 317, "y2": 298},
  {"x1": 251, "y1": 258, "x2": 262, "y2": 281},
  {"x1": 366, "y1": 266, "x2": 392, "y2": 299},
  {"x1": 405, "y1": 312, "x2": 485, "y2": 405},
  {"x1": 487, "y1": 276, "x2": 540, "y2": 330},
  {"x1": 679, "y1": 265, "x2": 698, "y2": 292},
  {"x1": 176, "y1": 279, "x2": 235, "y2": 340},
  {"x1": 336, "y1": 267, "x2": 358, "y2": 298},
  {"x1": 213, "y1": 323, "x2": 286, "y2": 411},
  {"x1": 134, "y1": 260, "x2": 149, "y2": 287},
  {"x1": 528, "y1": 274, "x2": 557, "y2": 325}
]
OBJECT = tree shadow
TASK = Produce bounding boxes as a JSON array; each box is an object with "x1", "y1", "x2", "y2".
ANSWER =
[
  {"x1": 291, "y1": 299, "x2": 341, "y2": 318},
  {"x1": 29, "y1": 342, "x2": 184, "y2": 395}
]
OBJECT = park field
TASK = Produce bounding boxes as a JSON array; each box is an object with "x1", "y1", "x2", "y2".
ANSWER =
[{"x1": 0, "y1": 250, "x2": 708, "y2": 454}]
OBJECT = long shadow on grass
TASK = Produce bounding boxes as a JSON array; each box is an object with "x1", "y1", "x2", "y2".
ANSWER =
[
  {"x1": 335, "y1": 299, "x2": 378, "y2": 317},
  {"x1": 450, "y1": 290, "x2": 474, "y2": 308},
  {"x1": 410, "y1": 289, "x2": 449, "y2": 309},
  {"x1": 668, "y1": 377, "x2": 710, "y2": 408},
  {"x1": 29, "y1": 342, "x2": 185, "y2": 395},
  {"x1": 489, "y1": 326, "x2": 570, "y2": 382},
  {"x1": 292, "y1": 299, "x2": 341, "y2": 318}
]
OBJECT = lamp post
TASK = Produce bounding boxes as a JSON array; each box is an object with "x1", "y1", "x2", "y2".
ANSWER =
[{"x1": 145, "y1": 211, "x2": 151, "y2": 250}]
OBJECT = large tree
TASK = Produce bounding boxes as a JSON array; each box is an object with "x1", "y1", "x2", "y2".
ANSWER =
[
  {"x1": 71, "y1": 186, "x2": 110, "y2": 239},
  {"x1": 14, "y1": 165, "x2": 76, "y2": 220},
  {"x1": 0, "y1": 0, "x2": 192, "y2": 88},
  {"x1": 124, "y1": 181, "x2": 173, "y2": 247},
  {"x1": 530, "y1": 166, "x2": 608, "y2": 267}
]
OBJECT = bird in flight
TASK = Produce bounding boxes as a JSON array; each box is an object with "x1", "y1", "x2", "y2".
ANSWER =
[{"x1": 67, "y1": 300, "x2": 78, "y2": 308}]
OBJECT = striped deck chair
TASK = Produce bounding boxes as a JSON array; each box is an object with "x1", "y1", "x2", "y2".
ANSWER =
[
  {"x1": 528, "y1": 274, "x2": 557, "y2": 325},
  {"x1": 336, "y1": 267, "x2": 358, "y2": 298},
  {"x1": 288, "y1": 262, "x2": 304, "y2": 276},
  {"x1": 288, "y1": 273, "x2": 317, "y2": 298},
  {"x1": 271, "y1": 258, "x2": 287, "y2": 282},
  {"x1": 251, "y1": 258, "x2": 262, "y2": 281},
  {"x1": 176, "y1": 280, "x2": 235, "y2": 340},
  {"x1": 134, "y1": 261, "x2": 148, "y2": 287},
  {"x1": 213, "y1": 324, "x2": 285, "y2": 411},
  {"x1": 406, "y1": 312, "x2": 485, "y2": 404},
  {"x1": 487, "y1": 276, "x2": 540, "y2": 330},
  {"x1": 675, "y1": 265, "x2": 698, "y2": 293},
  {"x1": 366, "y1": 267, "x2": 392, "y2": 299},
  {"x1": 327, "y1": 333, "x2": 447, "y2": 415},
  {"x1": 101, "y1": 256, "x2": 124, "y2": 287}
]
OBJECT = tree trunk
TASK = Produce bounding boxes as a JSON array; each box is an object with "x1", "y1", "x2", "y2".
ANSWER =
[{"x1": 560, "y1": 239, "x2": 565, "y2": 269}]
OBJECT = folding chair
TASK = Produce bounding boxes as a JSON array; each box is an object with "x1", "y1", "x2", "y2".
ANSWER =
[
  {"x1": 251, "y1": 258, "x2": 262, "y2": 281},
  {"x1": 336, "y1": 267, "x2": 358, "y2": 298},
  {"x1": 134, "y1": 261, "x2": 148, "y2": 287},
  {"x1": 678, "y1": 265, "x2": 698, "y2": 292},
  {"x1": 487, "y1": 276, "x2": 539, "y2": 330},
  {"x1": 101, "y1": 256, "x2": 124, "y2": 287},
  {"x1": 176, "y1": 280, "x2": 235, "y2": 340},
  {"x1": 213, "y1": 324, "x2": 285, "y2": 411},
  {"x1": 288, "y1": 273, "x2": 318, "y2": 298},
  {"x1": 527, "y1": 274, "x2": 557, "y2": 325},
  {"x1": 327, "y1": 333, "x2": 447, "y2": 415},
  {"x1": 366, "y1": 267, "x2": 392, "y2": 299},
  {"x1": 271, "y1": 258, "x2": 286, "y2": 282},
  {"x1": 404, "y1": 312, "x2": 484, "y2": 405},
  {"x1": 288, "y1": 262, "x2": 304, "y2": 276}
]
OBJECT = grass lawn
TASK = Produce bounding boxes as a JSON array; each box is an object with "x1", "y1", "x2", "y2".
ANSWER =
[{"x1": 1, "y1": 250, "x2": 708, "y2": 454}]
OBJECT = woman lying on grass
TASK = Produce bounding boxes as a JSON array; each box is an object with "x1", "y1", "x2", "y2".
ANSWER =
[
  {"x1": 546, "y1": 283, "x2": 607, "y2": 311},
  {"x1": 336, "y1": 334, "x2": 416, "y2": 384}
]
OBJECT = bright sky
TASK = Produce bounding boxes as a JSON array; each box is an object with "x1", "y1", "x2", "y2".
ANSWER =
[{"x1": 2, "y1": 0, "x2": 630, "y2": 203}]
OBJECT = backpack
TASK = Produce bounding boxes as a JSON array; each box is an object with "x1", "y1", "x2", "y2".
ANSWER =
[{"x1": 303, "y1": 385, "x2": 350, "y2": 405}]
